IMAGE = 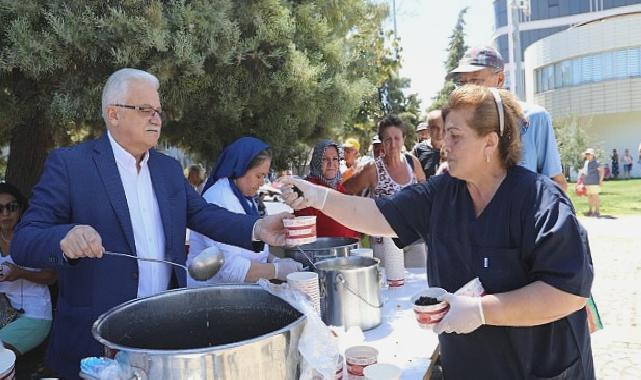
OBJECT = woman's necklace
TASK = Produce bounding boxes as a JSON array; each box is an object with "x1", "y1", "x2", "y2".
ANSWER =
[{"x1": 0, "y1": 229, "x2": 11, "y2": 244}]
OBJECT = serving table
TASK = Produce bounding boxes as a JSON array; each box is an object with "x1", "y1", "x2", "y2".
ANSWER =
[{"x1": 336, "y1": 267, "x2": 440, "y2": 379}]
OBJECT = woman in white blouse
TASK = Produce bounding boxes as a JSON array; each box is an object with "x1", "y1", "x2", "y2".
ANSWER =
[{"x1": 187, "y1": 137, "x2": 302, "y2": 286}]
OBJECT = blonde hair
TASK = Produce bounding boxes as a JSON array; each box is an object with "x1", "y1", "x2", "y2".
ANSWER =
[{"x1": 443, "y1": 85, "x2": 523, "y2": 168}]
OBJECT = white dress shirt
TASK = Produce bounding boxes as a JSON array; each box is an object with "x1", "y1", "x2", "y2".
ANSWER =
[{"x1": 108, "y1": 132, "x2": 169, "y2": 298}]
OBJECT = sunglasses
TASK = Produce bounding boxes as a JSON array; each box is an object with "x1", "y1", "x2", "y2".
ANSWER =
[{"x1": 0, "y1": 202, "x2": 19, "y2": 214}]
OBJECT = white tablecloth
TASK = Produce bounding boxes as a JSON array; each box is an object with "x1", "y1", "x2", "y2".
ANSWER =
[{"x1": 336, "y1": 268, "x2": 439, "y2": 379}]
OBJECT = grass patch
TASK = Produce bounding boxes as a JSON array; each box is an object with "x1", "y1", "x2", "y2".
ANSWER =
[{"x1": 567, "y1": 179, "x2": 641, "y2": 216}]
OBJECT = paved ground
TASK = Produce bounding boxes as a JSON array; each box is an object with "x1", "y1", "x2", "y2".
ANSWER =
[{"x1": 580, "y1": 215, "x2": 641, "y2": 379}]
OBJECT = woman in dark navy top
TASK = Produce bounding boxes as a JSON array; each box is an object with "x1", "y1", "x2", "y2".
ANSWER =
[{"x1": 281, "y1": 85, "x2": 594, "y2": 379}]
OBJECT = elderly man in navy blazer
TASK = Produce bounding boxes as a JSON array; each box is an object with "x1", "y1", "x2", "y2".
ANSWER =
[{"x1": 11, "y1": 68, "x2": 288, "y2": 379}]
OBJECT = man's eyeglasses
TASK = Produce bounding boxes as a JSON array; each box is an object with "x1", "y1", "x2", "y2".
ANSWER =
[
  {"x1": 112, "y1": 104, "x2": 164, "y2": 120},
  {"x1": 0, "y1": 202, "x2": 19, "y2": 214}
]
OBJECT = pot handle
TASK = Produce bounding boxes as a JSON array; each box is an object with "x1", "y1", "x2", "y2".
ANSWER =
[{"x1": 335, "y1": 273, "x2": 383, "y2": 309}]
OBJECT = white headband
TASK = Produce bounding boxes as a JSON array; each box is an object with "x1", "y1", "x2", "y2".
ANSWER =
[{"x1": 488, "y1": 87, "x2": 505, "y2": 137}]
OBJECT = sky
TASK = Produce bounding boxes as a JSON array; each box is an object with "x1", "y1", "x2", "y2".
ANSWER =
[{"x1": 386, "y1": 0, "x2": 496, "y2": 111}]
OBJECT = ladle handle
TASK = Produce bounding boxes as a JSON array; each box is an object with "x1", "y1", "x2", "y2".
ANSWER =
[{"x1": 104, "y1": 251, "x2": 187, "y2": 271}]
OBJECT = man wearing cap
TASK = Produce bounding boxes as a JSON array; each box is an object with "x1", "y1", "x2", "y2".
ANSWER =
[
  {"x1": 415, "y1": 122, "x2": 430, "y2": 144},
  {"x1": 341, "y1": 137, "x2": 361, "y2": 181},
  {"x1": 449, "y1": 46, "x2": 568, "y2": 192},
  {"x1": 371, "y1": 135, "x2": 384, "y2": 159},
  {"x1": 413, "y1": 111, "x2": 445, "y2": 178}
]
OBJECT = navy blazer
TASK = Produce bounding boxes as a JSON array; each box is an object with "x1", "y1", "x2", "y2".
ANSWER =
[{"x1": 11, "y1": 133, "x2": 258, "y2": 379}]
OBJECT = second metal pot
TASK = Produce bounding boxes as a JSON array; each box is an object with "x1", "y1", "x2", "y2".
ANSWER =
[
  {"x1": 284, "y1": 237, "x2": 359, "y2": 267},
  {"x1": 315, "y1": 256, "x2": 383, "y2": 331}
]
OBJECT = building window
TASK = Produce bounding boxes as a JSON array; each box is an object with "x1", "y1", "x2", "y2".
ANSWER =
[
  {"x1": 561, "y1": 60, "x2": 573, "y2": 87},
  {"x1": 602, "y1": 52, "x2": 614, "y2": 80},
  {"x1": 554, "y1": 62, "x2": 563, "y2": 89},
  {"x1": 572, "y1": 58, "x2": 582, "y2": 86},
  {"x1": 535, "y1": 45, "x2": 641, "y2": 92},
  {"x1": 614, "y1": 50, "x2": 628, "y2": 78},
  {"x1": 628, "y1": 48, "x2": 640, "y2": 77},
  {"x1": 581, "y1": 56, "x2": 593, "y2": 83},
  {"x1": 548, "y1": 0, "x2": 559, "y2": 6}
]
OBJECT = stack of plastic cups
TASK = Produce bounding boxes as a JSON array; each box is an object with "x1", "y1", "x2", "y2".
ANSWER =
[
  {"x1": 287, "y1": 271, "x2": 321, "y2": 313},
  {"x1": 382, "y1": 238, "x2": 404, "y2": 288}
]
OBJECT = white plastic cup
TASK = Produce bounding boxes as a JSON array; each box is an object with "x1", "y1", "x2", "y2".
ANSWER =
[
  {"x1": 410, "y1": 288, "x2": 449, "y2": 330},
  {"x1": 283, "y1": 216, "x2": 317, "y2": 246},
  {"x1": 350, "y1": 248, "x2": 374, "y2": 258},
  {"x1": 382, "y1": 239, "x2": 405, "y2": 287},
  {"x1": 287, "y1": 271, "x2": 320, "y2": 313},
  {"x1": 363, "y1": 363, "x2": 401, "y2": 380},
  {"x1": 0, "y1": 347, "x2": 16, "y2": 380}
]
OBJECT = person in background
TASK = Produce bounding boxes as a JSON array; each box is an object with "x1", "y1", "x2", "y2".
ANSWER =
[
  {"x1": 280, "y1": 85, "x2": 594, "y2": 379},
  {"x1": 436, "y1": 146, "x2": 449, "y2": 175},
  {"x1": 188, "y1": 137, "x2": 303, "y2": 286},
  {"x1": 344, "y1": 115, "x2": 426, "y2": 267},
  {"x1": 415, "y1": 122, "x2": 430, "y2": 144},
  {"x1": 0, "y1": 183, "x2": 56, "y2": 356},
  {"x1": 296, "y1": 140, "x2": 359, "y2": 239},
  {"x1": 186, "y1": 163, "x2": 206, "y2": 193},
  {"x1": 414, "y1": 111, "x2": 445, "y2": 179},
  {"x1": 449, "y1": 46, "x2": 568, "y2": 192},
  {"x1": 610, "y1": 149, "x2": 619, "y2": 179},
  {"x1": 341, "y1": 137, "x2": 361, "y2": 182},
  {"x1": 622, "y1": 148, "x2": 633, "y2": 179},
  {"x1": 371, "y1": 135, "x2": 384, "y2": 159},
  {"x1": 10, "y1": 68, "x2": 288, "y2": 379},
  {"x1": 582, "y1": 148, "x2": 604, "y2": 217}
]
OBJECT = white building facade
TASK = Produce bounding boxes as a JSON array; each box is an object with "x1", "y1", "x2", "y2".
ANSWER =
[{"x1": 523, "y1": 12, "x2": 641, "y2": 177}]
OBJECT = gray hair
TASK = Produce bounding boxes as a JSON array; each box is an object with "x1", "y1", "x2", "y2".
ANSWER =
[{"x1": 101, "y1": 68, "x2": 160, "y2": 123}]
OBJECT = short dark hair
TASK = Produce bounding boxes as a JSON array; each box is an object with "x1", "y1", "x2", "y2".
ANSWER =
[
  {"x1": 377, "y1": 114, "x2": 406, "y2": 138},
  {"x1": 0, "y1": 182, "x2": 28, "y2": 213}
]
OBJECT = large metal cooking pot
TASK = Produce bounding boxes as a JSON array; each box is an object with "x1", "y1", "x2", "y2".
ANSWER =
[
  {"x1": 92, "y1": 285, "x2": 305, "y2": 379},
  {"x1": 316, "y1": 256, "x2": 383, "y2": 331},
  {"x1": 284, "y1": 237, "x2": 359, "y2": 267}
]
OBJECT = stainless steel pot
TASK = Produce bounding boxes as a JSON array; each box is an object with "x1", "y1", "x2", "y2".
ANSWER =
[
  {"x1": 315, "y1": 256, "x2": 382, "y2": 331},
  {"x1": 92, "y1": 285, "x2": 305, "y2": 379},
  {"x1": 284, "y1": 237, "x2": 359, "y2": 267}
]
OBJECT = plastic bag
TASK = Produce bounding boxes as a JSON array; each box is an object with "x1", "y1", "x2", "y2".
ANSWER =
[
  {"x1": 575, "y1": 176, "x2": 587, "y2": 197},
  {"x1": 258, "y1": 279, "x2": 339, "y2": 380},
  {"x1": 80, "y1": 355, "x2": 133, "y2": 380}
]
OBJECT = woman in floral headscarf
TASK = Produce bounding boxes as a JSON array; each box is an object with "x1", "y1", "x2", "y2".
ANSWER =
[{"x1": 295, "y1": 140, "x2": 359, "y2": 239}]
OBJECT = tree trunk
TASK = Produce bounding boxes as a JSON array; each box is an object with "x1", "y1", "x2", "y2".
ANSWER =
[{"x1": 5, "y1": 116, "x2": 54, "y2": 198}]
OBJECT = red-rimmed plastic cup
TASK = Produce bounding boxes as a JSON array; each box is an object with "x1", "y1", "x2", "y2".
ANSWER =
[
  {"x1": 411, "y1": 288, "x2": 449, "y2": 330},
  {"x1": 345, "y1": 346, "x2": 378, "y2": 376},
  {"x1": 283, "y1": 216, "x2": 317, "y2": 246}
]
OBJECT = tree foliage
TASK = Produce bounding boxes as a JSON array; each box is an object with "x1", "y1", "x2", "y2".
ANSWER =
[
  {"x1": 553, "y1": 116, "x2": 599, "y2": 175},
  {"x1": 429, "y1": 7, "x2": 468, "y2": 111},
  {"x1": 0, "y1": 0, "x2": 397, "y2": 194}
]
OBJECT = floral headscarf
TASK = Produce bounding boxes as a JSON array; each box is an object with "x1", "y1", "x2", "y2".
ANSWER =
[{"x1": 307, "y1": 140, "x2": 343, "y2": 189}]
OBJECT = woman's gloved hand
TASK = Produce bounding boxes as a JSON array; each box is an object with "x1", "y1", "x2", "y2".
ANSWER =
[
  {"x1": 433, "y1": 293, "x2": 485, "y2": 334},
  {"x1": 279, "y1": 177, "x2": 328, "y2": 210},
  {"x1": 273, "y1": 258, "x2": 304, "y2": 281}
]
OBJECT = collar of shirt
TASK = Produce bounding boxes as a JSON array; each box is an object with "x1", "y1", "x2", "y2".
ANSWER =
[{"x1": 107, "y1": 131, "x2": 150, "y2": 171}]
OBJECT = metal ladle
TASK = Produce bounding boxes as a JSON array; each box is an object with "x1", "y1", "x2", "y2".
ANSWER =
[{"x1": 104, "y1": 246, "x2": 225, "y2": 281}]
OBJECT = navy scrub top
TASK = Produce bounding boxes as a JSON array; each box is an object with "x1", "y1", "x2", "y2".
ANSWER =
[{"x1": 377, "y1": 165, "x2": 595, "y2": 380}]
